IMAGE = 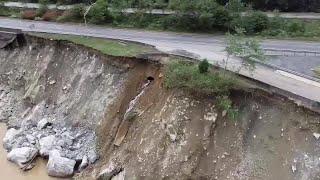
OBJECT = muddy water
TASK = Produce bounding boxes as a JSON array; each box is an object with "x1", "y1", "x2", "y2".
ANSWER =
[{"x1": 0, "y1": 123, "x2": 57, "y2": 180}]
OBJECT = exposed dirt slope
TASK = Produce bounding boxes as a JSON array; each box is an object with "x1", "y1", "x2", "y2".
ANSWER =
[{"x1": 91, "y1": 84, "x2": 320, "y2": 180}]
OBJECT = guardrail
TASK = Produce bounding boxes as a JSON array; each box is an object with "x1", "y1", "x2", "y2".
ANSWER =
[
  {"x1": 0, "y1": 27, "x2": 22, "y2": 34},
  {"x1": 263, "y1": 48, "x2": 320, "y2": 56}
]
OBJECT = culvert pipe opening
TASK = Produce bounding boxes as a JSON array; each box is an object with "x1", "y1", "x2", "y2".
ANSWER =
[{"x1": 147, "y1": 76, "x2": 155, "y2": 81}]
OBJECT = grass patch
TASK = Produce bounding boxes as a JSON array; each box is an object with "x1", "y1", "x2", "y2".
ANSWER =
[
  {"x1": 313, "y1": 66, "x2": 320, "y2": 77},
  {"x1": 259, "y1": 18, "x2": 320, "y2": 41},
  {"x1": 29, "y1": 33, "x2": 157, "y2": 57},
  {"x1": 165, "y1": 60, "x2": 240, "y2": 120},
  {"x1": 165, "y1": 61, "x2": 234, "y2": 94},
  {"x1": 0, "y1": 6, "x2": 20, "y2": 17}
]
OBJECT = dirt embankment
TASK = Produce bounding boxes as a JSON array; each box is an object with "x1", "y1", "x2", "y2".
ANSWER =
[{"x1": 0, "y1": 36, "x2": 320, "y2": 180}]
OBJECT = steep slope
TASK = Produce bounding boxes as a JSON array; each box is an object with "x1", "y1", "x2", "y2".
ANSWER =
[{"x1": 0, "y1": 36, "x2": 319, "y2": 180}]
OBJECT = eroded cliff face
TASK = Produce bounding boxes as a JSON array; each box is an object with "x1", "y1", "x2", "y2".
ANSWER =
[
  {"x1": 93, "y1": 87, "x2": 320, "y2": 180},
  {"x1": 1, "y1": 36, "x2": 320, "y2": 180},
  {"x1": 0, "y1": 36, "x2": 161, "y2": 176},
  {"x1": 0, "y1": 37, "x2": 129, "y2": 128}
]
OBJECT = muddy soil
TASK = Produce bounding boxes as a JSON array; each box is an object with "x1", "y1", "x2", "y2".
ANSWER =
[{"x1": 0, "y1": 35, "x2": 320, "y2": 180}]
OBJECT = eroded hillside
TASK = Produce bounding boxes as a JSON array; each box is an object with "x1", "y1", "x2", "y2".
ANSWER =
[{"x1": 0, "y1": 36, "x2": 319, "y2": 180}]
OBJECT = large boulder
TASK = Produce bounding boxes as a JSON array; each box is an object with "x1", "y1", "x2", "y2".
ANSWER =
[
  {"x1": 7, "y1": 147, "x2": 38, "y2": 167},
  {"x1": 3, "y1": 128, "x2": 21, "y2": 150},
  {"x1": 39, "y1": 135, "x2": 56, "y2": 157},
  {"x1": 47, "y1": 150, "x2": 76, "y2": 177}
]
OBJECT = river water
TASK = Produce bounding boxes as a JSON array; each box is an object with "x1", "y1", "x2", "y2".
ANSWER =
[{"x1": 0, "y1": 123, "x2": 57, "y2": 180}]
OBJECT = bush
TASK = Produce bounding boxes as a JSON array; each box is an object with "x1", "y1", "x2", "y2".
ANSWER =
[
  {"x1": 262, "y1": 15, "x2": 287, "y2": 36},
  {"x1": 217, "y1": 96, "x2": 238, "y2": 120},
  {"x1": 21, "y1": 10, "x2": 37, "y2": 20},
  {"x1": 57, "y1": 4, "x2": 85, "y2": 22},
  {"x1": 70, "y1": 3, "x2": 86, "y2": 19},
  {"x1": 286, "y1": 20, "x2": 305, "y2": 35},
  {"x1": 231, "y1": 11, "x2": 270, "y2": 34},
  {"x1": 198, "y1": 59, "x2": 210, "y2": 73},
  {"x1": 243, "y1": 11, "x2": 270, "y2": 34},
  {"x1": 198, "y1": 7, "x2": 230, "y2": 30},
  {"x1": 42, "y1": 10, "x2": 61, "y2": 21},
  {"x1": 0, "y1": 7, "x2": 8, "y2": 16},
  {"x1": 37, "y1": 0, "x2": 49, "y2": 17},
  {"x1": 87, "y1": 0, "x2": 112, "y2": 24},
  {"x1": 36, "y1": 4, "x2": 48, "y2": 17}
]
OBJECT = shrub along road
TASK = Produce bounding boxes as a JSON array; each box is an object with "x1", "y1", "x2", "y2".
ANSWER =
[{"x1": 0, "y1": 17, "x2": 319, "y2": 103}]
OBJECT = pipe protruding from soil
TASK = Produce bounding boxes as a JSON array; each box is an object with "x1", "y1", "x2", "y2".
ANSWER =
[{"x1": 147, "y1": 76, "x2": 155, "y2": 81}]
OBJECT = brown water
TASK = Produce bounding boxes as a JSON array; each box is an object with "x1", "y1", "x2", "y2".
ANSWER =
[{"x1": 0, "y1": 123, "x2": 58, "y2": 180}]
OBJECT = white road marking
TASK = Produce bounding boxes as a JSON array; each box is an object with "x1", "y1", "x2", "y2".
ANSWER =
[{"x1": 276, "y1": 70, "x2": 320, "y2": 88}]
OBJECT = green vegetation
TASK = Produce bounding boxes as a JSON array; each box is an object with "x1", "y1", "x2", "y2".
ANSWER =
[
  {"x1": 313, "y1": 66, "x2": 320, "y2": 77},
  {"x1": 30, "y1": 33, "x2": 156, "y2": 57},
  {"x1": 165, "y1": 60, "x2": 238, "y2": 119},
  {"x1": 260, "y1": 17, "x2": 320, "y2": 40},
  {"x1": 198, "y1": 59, "x2": 210, "y2": 74},
  {"x1": 243, "y1": 0, "x2": 320, "y2": 12},
  {"x1": 1, "y1": 0, "x2": 320, "y2": 39},
  {"x1": 165, "y1": 29, "x2": 265, "y2": 120},
  {"x1": 57, "y1": 4, "x2": 86, "y2": 22},
  {"x1": 165, "y1": 61, "x2": 234, "y2": 95},
  {"x1": 36, "y1": 0, "x2": 48, "y2": 17},
  {"x1": 226, "y1": 28, "x2": 265, "y2": 72},
  {"x1": 86, "y1": 0, "x2": 112, "y2": 24},
  {"x1": 216, "y1": 95, "x2": 238, "y2": 120},
  {"x1": 1, "y1": 0, "x2": 319, "y2": 12},
  {"x1": 0, "y1": 6, "x2": 20, "y2": 17}
]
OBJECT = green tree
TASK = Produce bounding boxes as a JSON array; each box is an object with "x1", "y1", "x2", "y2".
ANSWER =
[
  {"x1": 86, "y1": 0, "x2": 112, "y2": 24},
  {"x1": 36, "y1": 0, "x2": 49, "y2": 17},
  {"x1": 225, "y1": 28, "x2": 265, "y2": 72}
]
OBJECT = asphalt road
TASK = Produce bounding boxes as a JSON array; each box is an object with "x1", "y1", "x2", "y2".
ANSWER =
[
  {"x1": 0, "y1": 17, "x2": 319, "y2": 102},
  {"x1": 268, "y1": 56, "x2": 320, "y2": 78}
]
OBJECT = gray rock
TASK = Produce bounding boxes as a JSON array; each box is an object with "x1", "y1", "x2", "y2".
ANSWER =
[
  {"x1": 37, "y1": 118, "x2": 50, "y2": 130},
  {"x1": 88, "y1": 149, "x2": 99, "y2": 164},
  {"x1": 3, "y1": 128, "x2": 21, "y2": 150},
  {"x1": 39, "y1": 135, "x2": 56, "y2": 157},
  {"x1": 97, "y1": 162, "x2": 122, "y2": 180},
  {"x1": 21, "y1": 119, "x2": 35, "y2": 130},
  {"x1": 47, "y1": 150, "x2": 76, "y2": 177},
  {"x1": 56, "y1": 134, "x2": 73, "y2": 148},
  {"x1": 7, "y1": 147, "x2": 38, "y2": 167},
  {"x1": 79, "y1": 155, "x2": 88, "y2": 171}
]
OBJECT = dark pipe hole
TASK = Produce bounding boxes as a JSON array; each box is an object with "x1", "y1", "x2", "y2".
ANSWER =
[
  {"x1": 74, "y1": 159, "x2": 82, "y2": 172},
  {"x1": 147, "y1": 76, "x2": 154, "y2": 81}
]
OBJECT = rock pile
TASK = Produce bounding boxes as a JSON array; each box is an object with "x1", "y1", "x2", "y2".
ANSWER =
[{"x1": 3, "y1": 118, "x2": 98, "y2": 177}]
